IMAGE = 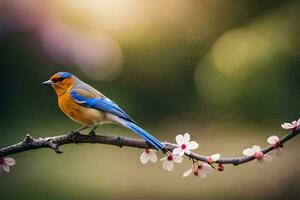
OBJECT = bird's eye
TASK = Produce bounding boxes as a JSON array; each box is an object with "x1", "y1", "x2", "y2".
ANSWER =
[{"x1": 53, "y1": 77, "x2": 65, "y2": 83}]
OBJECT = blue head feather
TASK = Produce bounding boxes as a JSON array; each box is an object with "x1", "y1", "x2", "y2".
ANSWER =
[{"x1": 57, "y1": 72, "x2": 72, "y2": 78}]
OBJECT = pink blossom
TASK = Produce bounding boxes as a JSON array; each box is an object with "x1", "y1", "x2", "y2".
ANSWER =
[
  {"x1": 267, "y1": 136, "x2": 282, "y2": 157},
  {"x1": 160, "y1": 154, "x2": 183, "y2": 171},
  {"x1": 140, "y1": 149, "x2": 158, "y2": 164},
  {"x1": 0, "y1": 157, "x2": 16, "y2": 173},
  {"x1": 243, "y1": 145, "x2": 272, "y2": 167},
  {"x1": 183, "y1": 162, "x2": 213, "y2": 178},
  {"x1": 207, "y1": 153, "x2": 221, "y2": 163},
  {"x1": 281, "y1": 118, "x2": 300, "y2": 132},
  {"x1": 172, "y1": 133, "x2": 199, "y2": 157}
]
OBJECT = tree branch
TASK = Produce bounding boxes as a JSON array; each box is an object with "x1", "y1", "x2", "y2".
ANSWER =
[{"x1": 0, "y1": 128, "x2": 298, "y2": 166}]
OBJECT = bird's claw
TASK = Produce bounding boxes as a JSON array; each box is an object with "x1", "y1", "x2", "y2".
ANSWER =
[
  {"x1": 68, "y1": 131, "x2": 81, "y2": 144},
  {"x1": 88, "y1": 131, "x2": 96, "y2": 144}
]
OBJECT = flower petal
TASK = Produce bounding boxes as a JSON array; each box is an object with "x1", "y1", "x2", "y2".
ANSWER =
[
  {"x1": 242, "y1": 148, "x2": 255, "y2": 156},
  {"x1": 160, "y1": 157, "x2": 167, "y2": 161},
  {"x1": 1, "y1": 164, "x2": 10, "y2": 172},
  {"x1": 297, "y1": 118, "x2": 300, "y2": 126},
  {"x1": 263, "y1": 155, "x2": 273, "y2": 162},
  {"x1": 162, "y1": 160, "x2": 169, "y2": 170},
  {"x1": 178, "y1": 150, "x2": 185, "y2": 157},
  {"x1": 172, "y1": 147, "x2": 182, "y2": 155},
  {"x1": 267, "y1": 136, "x2": 279, "y2": 145},
  {"x1": 202, "y1": 163, "x2": 213, "y2": 173},
  {"x1": 173, "y1": 156, "x2": 183, "y2": 163},
  {"x1": 176, "y1": 134, "x2": 185, "y2": 145},
  {"x1": 149, "y1": 152, "x2": 158, "y2": 163},
  {"x1": 199, "y1": 168, "x2": 207, "y2": 178},
  {"x1": 182, "y1": 167, "x2": 193, "y2": 177},
  {"x1": 4, "y1": 158, "x2": 16, "y2": 166},
  {"x1": 252, "y1": 145, "x2": 261, "y2": 152},
  {"x1": 187, "y1": 141, "x2": 199, "y2": 150},
  {"x1": 140, "y1": 151, "x2": 150, "y2": 164},
  {"x1": 281, "y1": 123, "x2": 292, "y2": 129},
  {"x1": 163, "y1": 161, "x2": 174, "y2": 171},
  {"x1": 184, "y1": 148, "x2": 191, "y2": 155},
  {"x1": 168, "y1": 162, "x2": 174, "y2": 171},
  {"x1": 210, "y1": 154, "x2": 221, "y2": 162},
  {"x1": 183, "y1": 133, "x2": 190, "y2": 143}
]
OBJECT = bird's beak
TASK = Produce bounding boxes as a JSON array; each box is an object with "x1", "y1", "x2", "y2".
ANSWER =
[{"x1": 42, "y1": 80, "x2": 53, "y2": 85}]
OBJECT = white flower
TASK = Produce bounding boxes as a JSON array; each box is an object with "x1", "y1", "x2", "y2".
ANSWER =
[
  {"x1": 172, "y1": 133, "x2": 199, "y2": 156},
  {"x1": 207, "y1": 153, "x2": 221, "y2": 163},
  {"x1": 242, "y1": 145, "x2": 272, "y2": 167},
  {"x1": 267, "y1": 136, "x2": 282, "y2": 157},
  {"x1": 0, "y1": 157, "x2": 16, "y2": 173},
  {"x1": 140, "y1": 149, "x2": 158, "y2": 164},
  {"x1": 160, "y1": 154, "x2": 183, "y2": 171},
  {"x1": 183, "y1": 162, "x2": 213, "y2": 178},
  {"x1": 281, "y1": 118, "x2": 300, "y2": 131}
]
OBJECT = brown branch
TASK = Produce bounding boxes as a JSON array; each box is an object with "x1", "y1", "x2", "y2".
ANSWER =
[{"x1": 0, "y1": 128, "x2": 298, "y2": 165}]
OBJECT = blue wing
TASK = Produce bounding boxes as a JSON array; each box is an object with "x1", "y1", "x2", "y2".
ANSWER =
[
  {"x1": 70, "y1": 90, "x2": 134, "y2": 122},
  {"x1": 70, "y1": 87, "x2": 165, "y2": 151}
]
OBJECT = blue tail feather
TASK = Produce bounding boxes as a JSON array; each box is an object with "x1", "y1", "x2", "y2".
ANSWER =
[{"x1": 124, "y1": 121, "x2": 166, "y2": 151}]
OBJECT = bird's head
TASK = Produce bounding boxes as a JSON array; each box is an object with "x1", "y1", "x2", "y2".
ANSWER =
[{"x1": 42, "y1": 72, "x2": 75, "y2": 95}]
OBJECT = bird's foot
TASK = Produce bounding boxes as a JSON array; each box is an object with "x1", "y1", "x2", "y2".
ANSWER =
[
  {"x1": 161, "y1": 147, "x2": 168, "y2": 154},
  {"x1": 67, "y1": 131, "x2": 81, "y2": 144},
  {"x1": 88, "y1": 131, "x2": 96, "y2": 144}
]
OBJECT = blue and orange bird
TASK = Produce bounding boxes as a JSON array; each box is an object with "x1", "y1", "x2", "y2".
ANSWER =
[{"x1": 42, "y1": 72, "x2": 166, "y2": 151}]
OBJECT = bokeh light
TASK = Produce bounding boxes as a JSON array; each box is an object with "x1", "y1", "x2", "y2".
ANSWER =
[
  {"x1": 211, "y1": 28, "x2": 271, "y2": 78},
  {"x1": 210, "y1": 13, "x2": 294, "y2": 79}
]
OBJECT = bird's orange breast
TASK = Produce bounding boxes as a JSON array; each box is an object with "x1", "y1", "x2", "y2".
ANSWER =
[{"x1": 58, "y1": 92, "x2": 105, "y2": 127}]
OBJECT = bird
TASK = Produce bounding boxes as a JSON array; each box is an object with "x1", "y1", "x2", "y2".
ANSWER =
[{"x1": 42, "y1": 72, "x2": 166, "y2": 151}]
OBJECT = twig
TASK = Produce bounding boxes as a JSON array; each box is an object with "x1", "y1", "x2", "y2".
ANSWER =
[{"x1": 0, "y1": 128, "x2": 298, "y2": 165}]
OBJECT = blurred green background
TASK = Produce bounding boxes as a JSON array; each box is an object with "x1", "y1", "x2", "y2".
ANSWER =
[{"x1": 1, "y1": 0, "x2": 300, "y2": 199}]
